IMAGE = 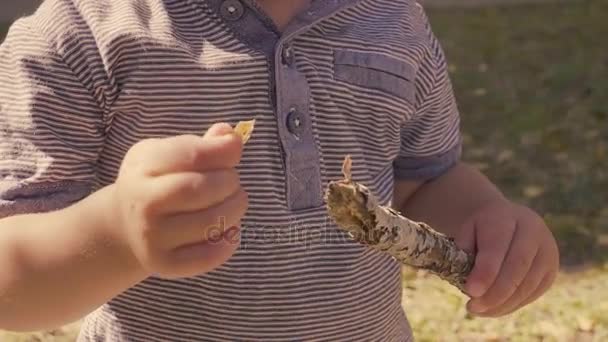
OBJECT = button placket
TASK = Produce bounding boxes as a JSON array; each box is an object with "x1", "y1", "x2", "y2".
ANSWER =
[
  {"x1": 203, "y1": 0, "x2": 361, "y2": 211},
  {"x1": 274, "y1": 39, "x2": 323, "y2": 210},
  {"x1": 267, "y1": 0, "x2": 361, "y2": 211}
]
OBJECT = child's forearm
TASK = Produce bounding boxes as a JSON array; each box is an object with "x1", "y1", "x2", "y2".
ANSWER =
[
  {"x1": 0, "y1": 185, "x2": 147, "y2": 332},
  {"x1": 398, "y1": 162, "x2": 507, "y2": 238}
]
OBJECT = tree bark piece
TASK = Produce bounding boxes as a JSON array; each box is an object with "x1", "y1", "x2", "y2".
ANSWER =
[{"x1": 324, "y1": 155, "x2": 475, "y2": 293}]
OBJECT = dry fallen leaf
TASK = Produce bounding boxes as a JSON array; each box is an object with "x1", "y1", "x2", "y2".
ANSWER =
[
  {"x1": 537, "y1": 320, "x2": 569, "y2": 339},
  {"x1": 597, "y1": 234, "x2": 608, "y2": 247},
  {"x1": 523, "y1": 185, "x2": 545, "y2": 198},
  {"x1": 469, "y1": 148, "x2": 487, "y2": 158},
  {"x1": 477, "y1": 63, "x2": 489, "y2": 73},
  {"x1": 497, "y1": 149, "x2": 514, "y2": 163},
  {"x1": 233, "y1": 119, "x2": 256, "y2": 144},
  {"x1": 473, "y1": 88, "x2": 487, "y2": 96},
  {"x1": 554, "y1": 152, "x2": 569, "y2": 162},
  {"x1": 472, "y1": 162, "x2": 489, "y2": 171},
  {"x1": 595, "y1": 144, "x2": 606, "y2": 160},
  {"x1": 584, "y1": 129, "x2": 600, "y2": 140},
  {"x1": 577, "y1": 316, "x2": 595, "y2": 332}
]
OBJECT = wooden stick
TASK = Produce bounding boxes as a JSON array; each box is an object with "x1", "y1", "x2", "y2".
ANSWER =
[{"x1": 324, "y1": 155, "x2": 475, "y2": 293}]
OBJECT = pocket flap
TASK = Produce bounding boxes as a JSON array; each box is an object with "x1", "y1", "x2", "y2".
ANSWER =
[{"x1": 333, "y1": 49, "x2": 416, "y2": 102}]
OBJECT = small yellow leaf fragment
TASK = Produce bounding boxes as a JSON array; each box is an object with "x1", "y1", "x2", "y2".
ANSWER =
[{"x1": 234, "y1": 119, "x2": 256, "y2": 144}]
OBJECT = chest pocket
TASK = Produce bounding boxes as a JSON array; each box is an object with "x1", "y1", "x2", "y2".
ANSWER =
[
  {"x1": 333, "y1": 49, "x2": 416, "y2": 105},
  {"x1": 314, "y1": 48, "x2": 418, "y2": 190}
]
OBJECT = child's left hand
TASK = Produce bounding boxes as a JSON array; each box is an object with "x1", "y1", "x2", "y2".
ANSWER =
[{"x1": 455, "y1": 200, "x2": 560, "y2": 317}]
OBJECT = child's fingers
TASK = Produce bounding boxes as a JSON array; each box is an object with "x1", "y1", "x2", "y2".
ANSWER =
[
  {"x1": 149, "y1": 169, "x2": 241, "y2": 215},
  {"x1": 464, "y1": 219, "x2": 515, "y2": 300},
  {"x1": 518, "y1": 240, "x2": 559, "y2": 308},
  {"x1": 156, "y1": 133, "x2": 243, "y2": 175},
  {"x1": 477, "y1": 247, "x2": 545, "y2": 317},
  {"x1": 128, "y1": 124, "x2": 243, "y2": 177},
  {"x1": 519, "y1": 269, "x2": 557, "y2": 308},
  {"x1": 157, "y1": 188, "x2": 248, "y2": 248},
  {"x1": 203, "y1": 122, "x2": 235, "y2": 138},
  {"x1": 469, "y1": 223, "x2": 538, "y2": 314},
  {"x1": 165, "y1": 227, "x2": 241, "y2": 278}
]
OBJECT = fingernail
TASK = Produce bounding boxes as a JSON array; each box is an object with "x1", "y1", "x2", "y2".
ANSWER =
[
  {"x1": 467, "y1": 282, "x2": 486, "y2": 298},
  {"x1": 468, "y1": 300, "x2": 487, "y2": 314},
  {"x1": 206, "y1": 123, "x2": 234, "y2": 137},
  {"x1": 201, "y1": 134, "x2": 237, "y2": 148},
  {"x1": 219, "y1": 127, "x2": 236, "y2": 136}
]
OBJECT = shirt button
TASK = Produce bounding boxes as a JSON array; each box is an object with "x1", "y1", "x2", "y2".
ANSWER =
[
  {"x1": 220, "y1": 0, "x2": 245, "y2": 21},
  {"x1": 281, "y1": 44, "x2": 295, "y2": 67},
  {"x1": 286, "y1": 107, "x2": 305, "y2": 138}
]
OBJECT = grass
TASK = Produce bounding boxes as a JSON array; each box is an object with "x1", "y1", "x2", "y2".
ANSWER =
[
  {"x1": 1, "y1": 0, "x2": 607, "y2": 340},
  {"x1": 428, "y1": 0, "x2": 608, "y2": 266},
  {"x1": 403, "y1": 266, "x2": 608, "y2": 342},
  {"x1": 407, "y1": 1, "x2": 608, "y2": 340}
]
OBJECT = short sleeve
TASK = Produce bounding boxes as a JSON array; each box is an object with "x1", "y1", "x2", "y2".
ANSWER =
[
  {"x1": 0, "y1": 15, "x2": 104, "y2": 218},
  {"x1": 393, "y1": 5, "x2": 462, "y2": 181}
]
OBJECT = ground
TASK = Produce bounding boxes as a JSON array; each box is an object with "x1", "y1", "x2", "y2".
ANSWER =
[
  {"x1": 403, "y1": 266, "x2": 608, "y2": 342},
  {"x1": 1, "y1": 0, "x2": 607, "y2": 340}
]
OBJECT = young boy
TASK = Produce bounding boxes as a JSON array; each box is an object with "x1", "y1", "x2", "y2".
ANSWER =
[{"x1": 0, "y1": 0, "x2": 559, "y2": 340}]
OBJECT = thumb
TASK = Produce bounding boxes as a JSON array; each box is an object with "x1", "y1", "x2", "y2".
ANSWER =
[
  {"x1": 203, "y1": 122, "x2": 235, "y2": 139},
  {"x1": 454, "y1": 220, "x2": 477, "y2": 254}
]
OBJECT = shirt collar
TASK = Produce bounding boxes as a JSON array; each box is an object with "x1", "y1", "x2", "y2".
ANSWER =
[{"x1": 203, "y1": 0, "x2": 364, "y2": 55}]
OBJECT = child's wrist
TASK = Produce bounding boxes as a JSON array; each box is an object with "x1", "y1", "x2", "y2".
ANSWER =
[{"x1": 80, "y1": 184, "x2": 148, "y2": 279}]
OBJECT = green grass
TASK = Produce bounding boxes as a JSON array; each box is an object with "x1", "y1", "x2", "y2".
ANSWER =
[
  {"x1": 405, "y1": 2, "x2": 608, "y2": 339},
  {"x1": 428, "y1": 0, "x2": 608, "y2": 265},
  {"x1": 1, "y1": 0, "x2": 608, "y2": 340}
]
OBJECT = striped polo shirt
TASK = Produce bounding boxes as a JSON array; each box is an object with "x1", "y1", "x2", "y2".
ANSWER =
[{"x1": 0, "y1": 0, "x2": 462, "y2": 340}]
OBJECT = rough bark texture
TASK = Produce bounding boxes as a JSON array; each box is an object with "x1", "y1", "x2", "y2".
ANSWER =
[{"x1": 325, "y1": 156, "x2": 475, "y2": 292}]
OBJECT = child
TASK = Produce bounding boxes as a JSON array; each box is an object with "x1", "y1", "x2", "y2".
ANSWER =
[{"x1": 0, "y1": 0, "x2": 559, "y2": 340}]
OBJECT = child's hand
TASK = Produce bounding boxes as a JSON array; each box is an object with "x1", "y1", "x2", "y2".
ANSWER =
[
  {"x1": 455, "y1": 200, "x2": 559, "y2": 317},
  {"x1": 111, "y1": 123, "x2": 248, "y2": 279}
]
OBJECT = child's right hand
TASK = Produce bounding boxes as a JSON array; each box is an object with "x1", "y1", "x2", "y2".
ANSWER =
[{"x1": 110, "y1": 123, "x2": 248, "y2": 279}]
